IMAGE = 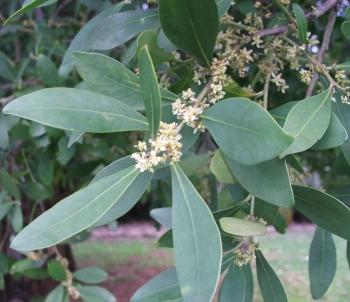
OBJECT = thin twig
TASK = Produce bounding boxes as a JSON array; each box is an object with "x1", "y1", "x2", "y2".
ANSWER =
[
  {"x1": 250, "y1": 195, "x2": 255, "y2": 217},
  {"x1": 306, "y1": 9, "x2": 337, "y2": 96},
  {"x1": 258, "y1": 0, "x2": 339, "y2": 37},
  {"x1": 263, "y1": 72, "x2": 272, "y2": 110}
]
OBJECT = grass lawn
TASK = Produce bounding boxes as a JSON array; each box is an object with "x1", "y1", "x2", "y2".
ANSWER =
[{"x1": 73, "y1": 226, "x2": 350, "y2": 302}]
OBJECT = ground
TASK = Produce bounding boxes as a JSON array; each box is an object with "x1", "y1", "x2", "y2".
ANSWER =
[{"x1": 73, "y1": 222, "x2": 350, "y2": 302}]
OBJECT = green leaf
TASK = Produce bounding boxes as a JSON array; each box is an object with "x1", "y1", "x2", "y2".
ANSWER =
[
  {"x1": 223, "y1": 80, "x2": 254, "y2": 98},
  {"x1": 139, "y1": 46, "x2": 162, "y2": 137},
  {"x1": 150, "y1": 207, "x2": 172, "y2": 229},
  {"x1": 156, "y1": 229, "x2": 173, "y2": 248},
  {"x1": 23, "y1": 268, "x2": 49, "y2": 280},
  {"x1": 280, "y1": 89, "x2": 332, "y2": 157},
  {"x1": 47, "y1": 260, "x2": 66, "y2": 281},
  {"x1": 215, "y1": 0, "x2": 233, "y2": 17},
  {"x1": 22, "y1": 182, "x2": 51, "y2": 201},
  {"x1": 178, "y1": 153, "x2": 211, "y2": 177},
  {"x1": 346, "y1": 7, "x2": 350, "y2": 19},
  {"x1": 36, "y1": 55, "x2": 60, "y2": 87},
  {"x1": 3, "y1": 88, "x2": 148, "y2": 133},
  {"x1": 9, "y1": 203, "x2": 23, "y2": 233},
  {"x1": 91, "y1": 156, "x2": 135, "y2": 184},
  {"x1": 292, "y1": 4, "x2": 308, "y2": 44},
  {"x1": 159, "y1": 0, "x2": 219, "y2": 66},
  {"x1": 11, "y1": 259, "x2": 40, "y2": 274},
  {"x1": 131, "y1": 268, "x2": 183, "y2": 302},
  {"x1": 11, "y1": 167, "x2": 151, "y2": 251},
  {"x1": 210, "y1": 150, "x2": 235, "y2": 184},
  {"x1": 0, "y1": 252, "x2": 12, "y2": 274},
  {"x1": 219, "y1": 217, "x2": 267, "y2": 237},
  {"x1": 255, "y1": 199, "x2": 287, "y2": 234},
  {"x1": 293, "y1": 185, "x2": 350, "y2": 241},
  {"x1": 0, "y1": 202, "x2": 12, "y2": 221},
  {"x1": 342, "y1": 20, "x2": 350, "y2": 39},
  {"x1": 225, "y1": 156, "x2": 294, "y2": 207},
  {"x1": 137, "y1": 30, "x2": 174, "y2": 66},
  {"x1": 311, "y1": 112, "x2": 348, "y2": 150},
  {"x1": 0, "y1": 115, "x2": 9, "y2": 150},
  {"x1": 73, "y1": 52, "x2": 177, "y2": 110},
  {"x1": 309, "y1": 227, "x2": 337, "y2": 299},
  {"x1": 0, "y1": 274, "x2": 4, "y2": 290},
  {"x1": 38, "y1": 155, "x2": 54, "y2": 186},
  {"x1": 270, "y1": 101, "x2": 298, "y2": 127},
  {"x1": 203, "y1": 98, "x2": 293, "y2": 165},
  {"x1": 0, "y1": 51, "x2": 15, "y2": 82},
  {"x1": 171, "y1": 164, "x2": 222, "y2": 301},
  {"x1": 256, "y1": 250, "x2": 288, "y2": 302},
  {"x1": 286, "y1": 155, "x2": 304, "y2": 173},
  {"x1": 4, "y1": 0, "x2": 51, "y2": 25},
  {"x1": 219, "y1": 264, "x2": 253, "y2": 302},
  {"x1": 328, "y1": 185, "x2": 350, "y2": 207},
  {"x1": 78, "y1": 285, "x2": 116, "y2": 302},
  {"x1": 347, "y1": 242, "x2": 350, "y2": 268},
  {"x1": 336, "y1": 61, "x2": 350, "y2": 71},
  {"x1": 85, "y1": 10, "x2": 160, "y2": 51},
  {"x1": 45, "y1": 285, "x2": 66, "y2": 302},
  {"x1": 213, "y1": 203, "x2": 245, "y2": 221},
  {"x1": 59, "y1": 2, "x2": 125, "y2": 75},
  {"x1": 332, "y1": 101, "x2": 350, "y2": 165},
  {"x1": 68, "y1": 131, "x2": 84, "y2": 148},
  {"x1": 74, "y1": 267, "x2": 108, "y2": 284},
  {"x1": 57, "y1": 136, "x2": 76, "y2": 165},
  {"x1": 0, "y1": 168, "x2": 21, "y2": 200}
]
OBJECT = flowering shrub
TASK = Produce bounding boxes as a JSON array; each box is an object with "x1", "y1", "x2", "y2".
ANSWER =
[{"x1": 2, "y1": 0, "x2": 350, "y2": 301}]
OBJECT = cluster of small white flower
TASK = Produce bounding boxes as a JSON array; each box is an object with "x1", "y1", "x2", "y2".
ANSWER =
[
  {"x1": 209, "y1": 58, "x2": 228, "y2": 103},
  {"x1": 234, "y1": 242, "x2": 259, "y2": 267},
  {"x1": 299, "y1": 68, "x2": 313, "y2": 84},
  {"x1": 131, "y1": 122, "x2": 182, "y2": 172},
  {"x1": 271, "y1": 72, "x2": 289, "y2": 93},
  {"x1": 173, "y1": 57, "x2": 229, "y2": 132},
  {"x1": 172, "y1": 89, "x2": 206, "y2": 132}
]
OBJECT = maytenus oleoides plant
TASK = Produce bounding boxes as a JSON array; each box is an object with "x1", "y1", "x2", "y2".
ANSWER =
[{"x1": 2, "y1": 0, "x2": 350, "y2": 301}]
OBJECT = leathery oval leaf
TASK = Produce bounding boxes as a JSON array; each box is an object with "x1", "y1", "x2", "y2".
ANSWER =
[
  {"x1": 72, "y1": 52, "x2": 177, "y2": 110},
  {"x1": 171, "y1": 164, "x2": 222, "y2": 302},
  {"x1": 3, "y1": 88, "x2": 148, "y2": 133},
  {"x1": 130, "y1": 268, "x2": 183, "y2": 302},
  {"x1": 256, "y1": 250, "x2": 288, "y2": 302},
  {"x1": 280, "y1": 89, "x2": 332, "y2": 157},
  {"x1": 11, "y1": 167, "x2": 151, "y2": 251},
  {"x1": 85, "y1": 9, "x2": 160, "y2": 51},
  {"x1": 219, "y1": 217, "x2": 267, "y2": 237},
  {"x1": 202, "y1": 98, "x2": 293, "y2": 165},
  {"x1": 219, "y1": 264, "x2": 253, "y2": 302},
  {"x1": 309, "y1": 227, "x2": 337, "y2": 299},
  {"x1": 293, "y1": 185, "x2": 350, "y2": 240},
  {"x1": 159, "y1": 0, "x2": 219, "y2": 66},
  {"x1": 311, "y1": 112, "x2": 348, "y2": 150},
  {"x1": 138, "y1": 45, "x2": 162, "y2": 137},
  {"x1": 225, "y1": 155, "x2": 294, "y2": 208}
]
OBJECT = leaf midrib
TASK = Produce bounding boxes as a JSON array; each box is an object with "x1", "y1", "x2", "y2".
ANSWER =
[
  {"x1": 173, "y1": 166, "x2": 200, "y2": 301},
  {"x1": 10, "y1": 106, "x2": 148, "y2": 126},
  {"x1": 15, "y1": 168, "x2": 138, "y2": 249},
  {"x1": 202, "y1": 115, "x2": 269, "y2": 136},
  {"x1": 286, "y1": 89, "x2": 331, "y2": 138},
  {"x1": 182, "y1": 0, "x2": 210, "y2": 66},
  {"x1": 257, "y1": 252, "x2": 280, "y2": 302}
]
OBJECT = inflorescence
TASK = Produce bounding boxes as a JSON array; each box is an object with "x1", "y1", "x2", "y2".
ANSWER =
[{"x1": 131, "y1": 122, "x2": 182, "y2": 172}]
